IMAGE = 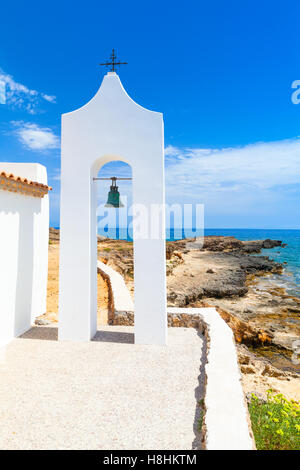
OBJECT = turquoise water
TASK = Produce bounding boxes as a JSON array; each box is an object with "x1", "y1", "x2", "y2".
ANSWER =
[{"x1": 97, "y1": 227, "x2": 300, "y2": 297}]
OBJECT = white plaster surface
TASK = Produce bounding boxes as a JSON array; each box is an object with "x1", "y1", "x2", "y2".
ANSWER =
[
  {"x1": 59, "y1": 72, "x2": 167, "y2": 345},
  {"x1": 168, "y1": 307, "x2": 254, "y2": 450},
  {"x1": 0, "y1": 163, "x2": 49, "y2": 346},
  {"x1": 0, "y1": 326, "x2": 204, "y2": 450}
]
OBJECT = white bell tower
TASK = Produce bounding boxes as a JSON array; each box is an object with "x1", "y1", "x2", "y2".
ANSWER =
[{"x1": 59, "y1": 61, "x2": 167, "y2": 345}]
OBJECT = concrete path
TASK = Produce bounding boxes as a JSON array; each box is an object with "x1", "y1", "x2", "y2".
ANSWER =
[{"x1": 0, "y1": 326, "x2": 205, "y2": 450}]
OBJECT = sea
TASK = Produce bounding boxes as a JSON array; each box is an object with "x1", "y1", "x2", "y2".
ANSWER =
[{"x1": 55, "y1": 226, "x2": 300, "y2": 298}]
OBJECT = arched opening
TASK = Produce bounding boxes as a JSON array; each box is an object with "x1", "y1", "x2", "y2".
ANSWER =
[{"x1": 95, "y1": 160, "x2": 133, "y2": 329}]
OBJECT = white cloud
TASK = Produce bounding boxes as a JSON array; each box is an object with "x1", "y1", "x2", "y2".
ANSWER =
[
  {"x1": 12, "y1": 121, "x2": 60, "y2": 151},
  {"x1": 42, "y1": 94, "x2": 56, "y2": 103},
  {"x1": 164, "y1": 138, "x2": 300, "y2": 217},
  {"x1": 51, "y1": 168, "x2": 61, "y2": 180},
  {"x1": 165, "y1": 139, "x2": 300, "y2": 192},
  {"x1": 0, "y1": 79, "x2": 6, "y2": 104},
  {"x1": 164, "y1": 145, "x2": 181, "y2": 157},
  {"x1": 0, "y1": 68, "x2": 56, "y2": 112}
]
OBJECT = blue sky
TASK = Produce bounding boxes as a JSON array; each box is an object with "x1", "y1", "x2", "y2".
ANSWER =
[{"x1": 0, "y1": 0, "x2": 300, "y2": 228}]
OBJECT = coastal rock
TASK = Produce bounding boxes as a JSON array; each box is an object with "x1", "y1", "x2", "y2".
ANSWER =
[
  {"x1": 97, "y1": 235, "x2": 108, "y2": 242},
  {"x1": 35, "y1": 318, "x2": 50, "y2": 326},
  {"x1": 262, "y1": 239, "x2": 282, "y2": 249},
  {"x1": 246, "y1": 391, "x2": 267, "y2": 404},
  {"x1": 47, "y1": 312, "x2": 58, "y2": 322},
  {"x1": 49, "y1": 227, "x2": 60, "y2": 242},
  {"x1": 167, "y1": 250, "x2": 282, "y2": 306},
  {"x1": 213, "y1": 307, "x2": 273, "y2": 346},
  {"x1": 48, "y1": 229, "x2": 299, "y2": 400},
  {"x1": 166, "y1": 240, "x2": 190, "y2": 259},
  {"x1": 237, "y1": 344, "x2": 299, "y2": 382}
]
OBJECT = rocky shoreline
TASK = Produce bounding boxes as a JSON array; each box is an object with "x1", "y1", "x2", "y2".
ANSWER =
[
  {"x1": 167, "y1": 237, "x2": 300, "y2": 352},
  {"x1": 167, "y1": 238, "x2": 284, "y2": 303}
]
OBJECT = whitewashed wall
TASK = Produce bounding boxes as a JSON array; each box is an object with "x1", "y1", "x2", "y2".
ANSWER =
[
  {"x1": 0, "y1": 163, "x2": 49, "y2": 346},
  {"x1": 59, "y1": 72, "x2": 167, "y2": 345}
]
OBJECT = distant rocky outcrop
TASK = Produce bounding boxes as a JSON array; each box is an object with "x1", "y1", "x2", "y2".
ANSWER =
[{"x1": 201, "y1": 236, "x2": 282, "y2": 253}]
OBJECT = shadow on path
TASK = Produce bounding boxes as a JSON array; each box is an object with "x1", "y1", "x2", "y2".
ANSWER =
[
  {"x1": 19, "y1": 326, "x2": 58, "y2": 341},
  {"x1": 93, "y1": 329, "x2": 134, "y2": 344},
  {"x1": 19, "y1": 327, "x2": 134, "y2": 344}
]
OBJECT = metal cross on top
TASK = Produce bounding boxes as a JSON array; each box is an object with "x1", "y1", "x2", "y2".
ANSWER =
[{"x1": 99, "y1": 49, "x2": 128, "y2": 72}]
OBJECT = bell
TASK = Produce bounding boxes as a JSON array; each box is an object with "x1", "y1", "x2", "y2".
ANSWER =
[{"x1": 105, "y1": 177, "x2": 124, "y2": 208}]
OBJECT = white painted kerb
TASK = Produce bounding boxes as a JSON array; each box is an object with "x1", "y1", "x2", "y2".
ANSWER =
[
  {"x1": 168, "y1": 307, "x2": 254, "y2": 450},
  {"x1": 97, "y1": 260, "x2": 134, "y2": 313}
]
